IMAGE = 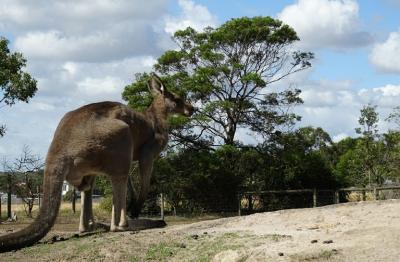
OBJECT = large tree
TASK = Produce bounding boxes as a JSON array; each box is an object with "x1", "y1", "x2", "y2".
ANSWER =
[
  {"x1": 0, "y1": 37, "x2": 37, "y2": 136},
  {"x1": 123, "y1": 17, "x2": 313, "y2": 148}
]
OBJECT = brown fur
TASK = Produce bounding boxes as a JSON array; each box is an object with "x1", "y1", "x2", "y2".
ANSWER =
[{"x1": 0, "y1": 75, "x2": 193, "y2": 252}]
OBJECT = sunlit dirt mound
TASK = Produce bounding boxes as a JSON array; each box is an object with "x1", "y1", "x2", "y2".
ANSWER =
[{"x1": 171, "y1": 199, "x2": 400, "y2": 261}]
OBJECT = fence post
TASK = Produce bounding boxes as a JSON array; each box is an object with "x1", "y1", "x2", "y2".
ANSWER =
[
  {"x1": 334, "y1": 190, "x2": 339, "y2": 204},
  {"x1": 72, "y1": 187, "x2": 76, "y2": 214},
  {"x1": 160, "y1": 193, "x2": 164, "y2": 220},
  {"x1": 7, "y1": 173, "x2": 12, "y2": 219},
  {"x1": 238, "y1": 193, "x2": 242, "y2": 216},
  {"x1": 37, "y1": 186, "x2": 41, "y2": 208},
  {"x1": 373, "y1": 187, "x2": 378, "y2": 200},
  {"x1": 313, "y1": 189, "x2": 317, "y2": 207}
]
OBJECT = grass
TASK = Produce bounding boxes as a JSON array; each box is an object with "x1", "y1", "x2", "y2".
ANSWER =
[
  {"x1": 293, "y1": 249, "x2": 340, "y2": 261},
  {"x1": 1, "y1": 204, "x2": 295, "y2": 261},
  {"x1": 1, "y1": 202, "x2": 225, "y2": 229},
  {"x1": 145, "y1": 241, "x2": 181, "y2": 261},
  {"x1": 155, "y1": 231, "x2": 291, "y2": 262}
]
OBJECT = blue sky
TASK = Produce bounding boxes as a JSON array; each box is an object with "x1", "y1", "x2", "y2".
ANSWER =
[{"x1": 1, "y1": 0, "x2": 400, "y2": 160}]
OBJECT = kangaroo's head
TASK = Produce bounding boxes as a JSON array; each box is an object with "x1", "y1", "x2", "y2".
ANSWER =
[{"x1": 148, "y1": 74, "x2": 194, "y2": 117}]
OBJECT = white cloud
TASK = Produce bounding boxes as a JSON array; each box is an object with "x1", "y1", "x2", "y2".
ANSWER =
[
  {"x1": 0, "y1": 0, "x2": 167, "y2": 32},
  {"x1": 332, "y1": 133, "x2": 349, "y2": 142},
  {"x1": 164, "y1": 0, "x2": 218, "y2": 35},
  {"x1": 358, "y1": 84, "x2": 400, "y2": 108},
  {"x1": 3, "y1": 0, "x2": 167, "y2": 62},
  {"x1": 77, "y1": 77, "x2": 124, "y2": 97},
  {"x1": 370, "y1": 30, "x2": 400, "y2": 73},
  {"x1": 292, "y1": 78, "x2": 400, "y2": 140},
  {"x1": 0, "y1": 0, "x2": 218, "y2": 160},
  {"x1": 278, "y1": 0, "x2": 372, "y2": 49}
]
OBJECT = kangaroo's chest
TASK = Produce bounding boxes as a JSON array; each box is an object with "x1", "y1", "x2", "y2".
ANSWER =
[{"x1": 131, "y1": 130, "x2": 168, "y2": 160}]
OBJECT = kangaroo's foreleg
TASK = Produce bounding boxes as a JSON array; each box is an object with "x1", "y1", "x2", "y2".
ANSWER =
[
  {"x1": 133, "y1": 149, "x2": 155, "y2": 217},
  {"x1": 79, "y1": 176, "x2": 96, "y2": 233},
  {"x1": 110, "y1": 175, "x2": 128, "y2": 231}
]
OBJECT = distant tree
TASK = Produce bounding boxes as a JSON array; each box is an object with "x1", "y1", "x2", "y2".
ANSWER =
[
  {"x1": 386, "y1": 106, "x2": 400, "y2": 129},
  {"x1": 263, "y1": 127, "x2": 338, "y2": 189},
  {"x1": 354, "y1": 104, "x2": 383, "y2": 186},
  {"x1": 123, "y1": 16, "x2": 313, "y2": 148},
  {"x1": 355, "y1": 104, "x2": 379, "y2": 140},
  {"x1": 383, "y1": 131, "x2": 400, "y2": 181},
  {"x1": 382, "y1": 108, "x2": 400, "y2": 182},
  {"x1": 3, "y1": 146, "x2": 43, "y2": 218},
  {"x1": 0, "y1": 37, "x2": 37, "y2": 136}
]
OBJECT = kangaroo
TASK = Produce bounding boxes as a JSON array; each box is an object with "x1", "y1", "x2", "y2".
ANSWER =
[{"x1": 0, "y1": 74, "x2": 194, "y2": 252}]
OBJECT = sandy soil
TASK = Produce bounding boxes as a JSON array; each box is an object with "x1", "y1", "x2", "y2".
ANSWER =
[{"x1": 1, "y1": 199, "x2": 400, "y2": 261}]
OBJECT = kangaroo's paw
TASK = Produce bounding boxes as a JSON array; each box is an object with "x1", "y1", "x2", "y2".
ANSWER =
[{"x1": 110, "y1": 224, "x2": 128, "y2": 232}]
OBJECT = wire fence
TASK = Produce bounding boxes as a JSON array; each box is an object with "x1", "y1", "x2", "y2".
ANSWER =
[
  {"x1": 2, "y1": 186, "x2": 400, "y2": 220},
  {"x1": 238, "y1": 186, "x2": 400, "y2": 215}
]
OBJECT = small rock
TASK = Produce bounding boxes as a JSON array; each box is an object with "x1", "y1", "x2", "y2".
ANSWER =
[
  {"x1": 73, "y1": 233, "x2": 80, "y2": 238},
  {"x1": 278, "y1": 252, "x2": 284, "y2": 256},
  {"x1": 323, "y1": 240, "x2": 333, "y2": 244},
  {"x1": 179, "y1": 243, "x2": 186, "y2": 248},
  {"x1": 203, "y1": 232, "x2": 208, "y2": 235},
  {"x1": 311, "y1": 239, "x2": 318, "y2": 243},
  {"x1": 59, "y1": 237, "x2": 65, "y2": 241},
  {"x1": 51, "y1": 235, "x2": 58, "y2": 242},
  {"x1": 191, "y1": 234, "x2": 199, "y2": 240}
]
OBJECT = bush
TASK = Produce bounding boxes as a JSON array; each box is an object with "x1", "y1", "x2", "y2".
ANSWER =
[
  {"x1": 99, "y1": 194, "x2": 113, "y2": 212},
  {"x1": 63, "y1": 190, "x2": 74, "y2": 201}
]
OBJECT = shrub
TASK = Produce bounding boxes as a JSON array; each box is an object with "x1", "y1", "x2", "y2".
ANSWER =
[
  {"x1": 99, "y1": 194, "x2": 113, "y2": 212},
  {"x1": 63, "y1": 190, "x2": 74, "y2": 201}
]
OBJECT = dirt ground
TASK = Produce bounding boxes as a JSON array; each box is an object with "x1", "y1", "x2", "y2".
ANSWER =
[{"x1": 1, "y1": 199, "x2": 400, "y2": 261}]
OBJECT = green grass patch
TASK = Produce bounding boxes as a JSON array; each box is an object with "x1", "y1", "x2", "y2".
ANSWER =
[{"x1": 145, "y1": 241, "x2": 180, "y2": 261}]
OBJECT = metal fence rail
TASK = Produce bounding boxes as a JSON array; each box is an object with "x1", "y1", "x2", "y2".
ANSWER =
[
  {"x1": 238, "y1": 186, "x2": 400, "y2": 216},
  {"x1": 3, "y1": 186, "x2": 400, "y2": 220}
]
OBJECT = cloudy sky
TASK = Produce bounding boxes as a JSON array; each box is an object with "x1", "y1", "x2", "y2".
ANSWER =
[{"x1": 1, "y1": 0, "x2": 400, "y2": 160}]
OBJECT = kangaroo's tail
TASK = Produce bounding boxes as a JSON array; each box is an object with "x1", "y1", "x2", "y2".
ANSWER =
[{"x1": 0, "y1": 160, "x2": 68, "y2": 252}]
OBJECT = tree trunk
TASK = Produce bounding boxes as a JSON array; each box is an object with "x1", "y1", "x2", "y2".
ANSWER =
[
  {"x1": 247, "y1": 195, "x2": 253, "y2": 212},
  {"x1": 28, "y1": 199, "x2": 34, "y2": 218},
  {"x1": 72, "y1": 187, "x2": 76, "y2": 214},
  {"x1": 7, "y1": 173, "x2": 12, "y2": 219}
]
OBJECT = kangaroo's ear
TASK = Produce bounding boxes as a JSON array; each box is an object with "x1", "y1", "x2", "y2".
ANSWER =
[{"x1": 147, "y1": 74, "x2": 165, "y2": 95}]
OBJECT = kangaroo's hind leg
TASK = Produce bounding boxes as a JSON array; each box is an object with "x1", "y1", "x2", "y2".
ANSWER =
[
  {"x1": 110, "y1": 175, "x2": 129, "y2": 232},
  {"x1": 79, "y1": 175, "x2": 96, "y2": 233}
]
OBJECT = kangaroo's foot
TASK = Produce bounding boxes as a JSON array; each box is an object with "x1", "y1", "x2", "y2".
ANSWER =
[
  {"x1": 79, "y1": 220, "x2": 95, "y2": 233},
  {"x1": 110, "y1": 224, "x2": 128, "y2": 232}
]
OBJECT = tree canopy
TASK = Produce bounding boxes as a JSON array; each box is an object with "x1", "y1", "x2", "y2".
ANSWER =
[
  {"x1": 123, "y1": 16, "x2": 313, "y2": 148},
  {"x1": 0, "y1": 37, "x2": 37, "y2": 136}
]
